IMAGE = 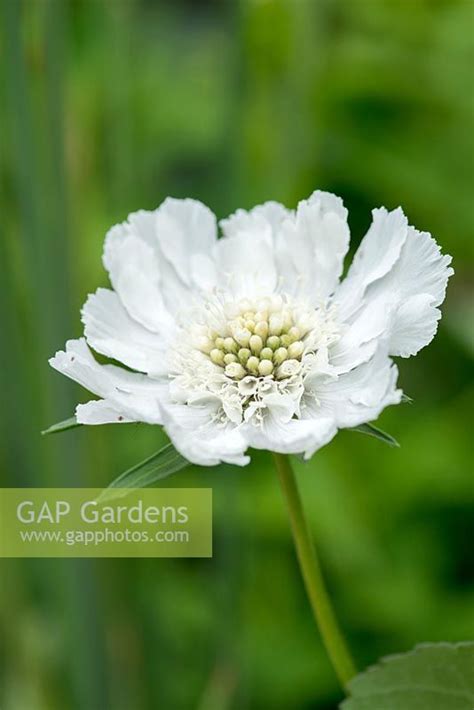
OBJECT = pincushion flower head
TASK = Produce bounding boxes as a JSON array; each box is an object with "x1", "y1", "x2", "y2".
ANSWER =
[{"x1": 50, "y1": 191, "x2": 453, "y2": 466}]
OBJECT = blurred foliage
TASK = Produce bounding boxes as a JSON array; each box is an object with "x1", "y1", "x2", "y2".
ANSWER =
[{"x1": 0, "y1": 0, "x2": 473, "y2": 709}]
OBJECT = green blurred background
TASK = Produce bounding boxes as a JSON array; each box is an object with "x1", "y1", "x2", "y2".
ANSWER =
[{"x1": 1, "y1": 1, "x2": 473, "y2": 708}]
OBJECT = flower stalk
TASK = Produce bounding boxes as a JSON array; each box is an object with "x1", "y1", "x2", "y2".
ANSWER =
[{"x1": 272, "y1": 452, "x2": 356, "y2": 688}]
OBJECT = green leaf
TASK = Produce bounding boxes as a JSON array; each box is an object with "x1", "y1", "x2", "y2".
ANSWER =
[
  {"x1": 97, "y1": 443, "x2": 191, "y2": 502},
  {"x1": 341, "y1": 642, "x2": 474, "y2": 710},
  {"x1": 351, "y1": 423, "x2": 399, "y2": 447},
  {"x1": 41, "y1": 416, "x2": 82, "y2": 435}
]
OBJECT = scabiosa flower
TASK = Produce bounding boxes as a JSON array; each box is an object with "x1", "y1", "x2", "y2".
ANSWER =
[{"x1": 50, "y1": 192, "x2": 453, "y2": 466}]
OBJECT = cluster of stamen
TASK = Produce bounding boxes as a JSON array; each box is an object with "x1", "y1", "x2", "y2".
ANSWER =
[{"x1": 197, "y1": 296, "x2": 314, "y2": 381}]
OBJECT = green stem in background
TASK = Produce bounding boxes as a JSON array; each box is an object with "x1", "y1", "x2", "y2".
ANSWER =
[{"x1": 272, "y1": 452, "x2": 356, "y2": 688}]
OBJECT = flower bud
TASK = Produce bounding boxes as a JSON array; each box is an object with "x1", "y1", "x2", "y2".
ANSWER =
[
  {"x1": 234, "y1": 328, "x2": 252, "y2": 348},
  {"x1": 225, "y1": 362, "x2": 246, "y2": 380},
  {"x1": 224, "y1": 353, "x2": 238, "y2": 365},
  {"x1": 287, "y1": 341, "x2": 304, "y2": 359},
  {"x1": 288, "y1": 326, "x2": 301, "y2": 341},
  {"x1": 258, "y1": 360, "x2": 274, "y2": 376},
  {"x1": 260, "y1": 347, "x2": 273, "y2": 360},
  {"x1": 273, "y1": 347, "x2": 288, "y2": 365},
  {"x1": 238, "y1": 348, "x2": 251, "y2": 364},
  {"x1": 254, "y1": 321, "x2": 269, "y2": 340},
  {"x1": 249, "y1": 335, "x2": 263, "y2": 354},
  {"x1": 246, "y1": 356, "x2": 259, "y2": 374},
  {"x1": 269, "y1": 314, "x2": 283, "y2": 335},
  {"x1": 282, "y1": 309, "x2": 292, "y2": 331},
  {"x1": 210, "y1": 348, "x2": 225, "y2": 366},
  {"x1": 267, "y1": 335, "x2": 280, "y2": 350},
  {"x1": 224, "y1": 337, "x2": 238, "y2": 353}
]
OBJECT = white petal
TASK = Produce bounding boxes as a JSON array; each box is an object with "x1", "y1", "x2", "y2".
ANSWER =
[
  {"x1": 305, "y1": 345, "x2": 402, "y2": 428},
  {"x1": 76, "y1": 400, "x2": 134, "y2": 425},
  {"x1": 49, "y1": 338, "x2": 165, "y2": 424},
  {"x1": 329, "y1": 296, "x2": 396, "y2": 373},
  {"x1": 334, "y1": 207, "x2": 408, "y2": 320},
  {"x1": 389, "y1": 294, "x2": 441, "y2": 358},
  {"x1": 220, "y1": 201, "x2": 290, "y2": 243},
  {"x1": 243, "y1": 412, "x2": 337, "y2": 459},
  {"x1": 49, "y1": 338, "x2": 111, "y2": 399},
  {"x1": 159, "y1": 395, "x2": 249, "y2": 466},
  {"x1": 155, "y1": 198, "x2": 217, "y2": 286},
  {"x1": 277, "y1": 190, "x2": 350, "y2": 301},
  {"x1": 213, "y1": 231, "x2": 278, "y2": 299},
  {"x1": 333, "y1": 209, "x2": 453, "y2": 360},
  {"x1": 103, "y1": 224, "x2": 175, "y2": 333},
  {"x1": 366, "y1": 227, "x2": 453, "y2": 357},
  {"x1": 219, "y1": 202, "x2": 291, "y2": 298},
  {"x1": 189, "y1": 253, "x2": 219, "y2": 292},
  {"x1": 81, "y1": 288, "x2": 170, "y2": 375}
]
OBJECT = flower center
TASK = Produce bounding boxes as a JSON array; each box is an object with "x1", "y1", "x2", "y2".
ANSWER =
[{"x1": 195, "y1": 294, "x2": 318, "y2": 382}]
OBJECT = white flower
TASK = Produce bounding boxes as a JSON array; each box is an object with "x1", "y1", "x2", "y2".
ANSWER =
[{"x1": 50, "y1": 192, "x2": 453, "y2": 466}]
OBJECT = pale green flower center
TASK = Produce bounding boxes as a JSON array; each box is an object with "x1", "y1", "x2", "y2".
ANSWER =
[{"x1": 196, "y1": 295, "x2": 316, "y2": 381}]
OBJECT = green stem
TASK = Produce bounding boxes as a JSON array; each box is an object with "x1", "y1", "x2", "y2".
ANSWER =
[{"x1": 272, "y1": 452, "x2": 356, "y2": 688}]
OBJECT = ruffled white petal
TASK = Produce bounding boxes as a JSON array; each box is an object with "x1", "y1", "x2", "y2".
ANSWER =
[
  {"x1": 220, "y1": 201, "x2": 290, "y2": 243},
  {"x1": 335, "y1": 207, "x2": 408, "y2": 320},
  {"x1": 365, "y1": 226, "x2": 453, "y2": 357},
  {"x1": 104, "y1": 202, "x2": 217, "y2": 318},
  {"x1": 213, "y1": 231, "x2": 278, "y2": 299},
  {"x1": 277, "y1": 190, "x2": 350, "y2": 302},
  {"x1": 82, "y1": 288, "x2": 170, "y2": 375},
  {"x1": 334, "y1": 209, "x2": 453, "y2": 359},
  {"x1": 123, "y1": 210, "x2": 193, "y2": 311},
  {"x1": 388, "y1": 294, "x2": 441, "y2": 358},
  {"x1": 329, "y1": 296, "x2": 396, "y2": 373},
  {"x1": 103, "y1": 224, "x2": 175, "y2": 333},
  {"x1": 243, "y1": 410, "x2": 337, "y2": 459},
  {"x1": 75, "y1": 400, "x2": 134, "y2": 425},
  {"x1": 159, "y1": 394, "x2": 249, "y2": 466},
  {"x1": 50, "y1": 338, "x2": 112, "y2": 399},
  {"x1": 155, "y1": 197, "x2": 217, "y2": 286},
  {"x1": 49, "y1": 338, "x2": 165, "y2": 424},
  {"x1": 303, "y1": 345, "x2": 402, "y2": 428}
]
